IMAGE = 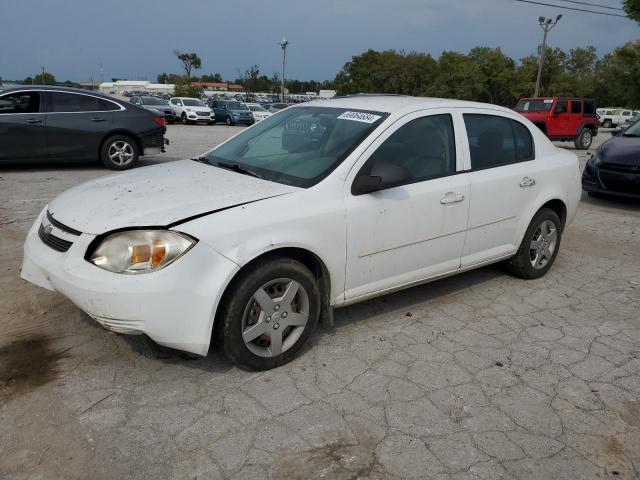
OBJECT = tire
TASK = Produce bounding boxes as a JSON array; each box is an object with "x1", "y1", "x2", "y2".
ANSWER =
[
  {"x1": 219, "y1": 256, "x2": 321, "y2": 370},
  {"x1": 574, "y1": 128, "x2": 593, "y2": 150},
  {"x1": 181, "y1": 113, "x2": 189, "y2": 125},
  {"x1": 226, "y1": 116, "x2": 233, "y2": 126},
  {"x1": 506, "y1": 208, "x2": 562, "y2": 280},
  {"x1": 603, "y1": 119, "x2": 612, "y2": 129},
  {"x1": 100, "y1": 135, "x2": 139, "y2": 170}
]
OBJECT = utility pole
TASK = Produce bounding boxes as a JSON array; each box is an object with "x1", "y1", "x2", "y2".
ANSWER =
[
  {"x1": 534, "y1": 15, "x2": 562, "y2": 98},
  {"x1": 278, "y1": 38, "x2": 289, "y2": 103},
  {"x1": 41, "y1": 66, "x2": 46, "y2": 85}
]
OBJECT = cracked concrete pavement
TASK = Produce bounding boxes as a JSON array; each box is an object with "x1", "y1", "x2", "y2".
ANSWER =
[{"x1": 1, "y1": 125, "x2": 639, "y2": 479}]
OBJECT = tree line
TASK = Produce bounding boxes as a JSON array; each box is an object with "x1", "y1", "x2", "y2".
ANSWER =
[{"x1": 333, "y1": 41, "x2": 640, "y2": 108}]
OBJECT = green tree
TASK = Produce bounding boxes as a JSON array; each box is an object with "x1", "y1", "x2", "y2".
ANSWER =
[
  {"x1": 200, "y1": 73, "x2": 223, "y2": 83},
  {"x1": 624, "y1": 0, "x2": 640, "y2": 22},
  {"x1": 566, "y1": 46, "x2": 597, "y2": 97},
  {"x1": 33, "y1": 71, "x2": 56, "y2": 85},
  {"x1": 469, "y1": 47, "x2": 519, "y2": 105},
  {"x1": 594, "y1": 41, "x2": 640, "y2": 107},
  {"x1": 23, "y1": 76, "x2": 34, "y2": 85},
  {"x1": 430, "y1": 51, "x2": 484, "y2": 100},
  {"x1": 173, "y1": 77, "x2": 203, "y2": 97},
  {"x1": 174, "y1": 51, "x2": 202, "y2": 79}
]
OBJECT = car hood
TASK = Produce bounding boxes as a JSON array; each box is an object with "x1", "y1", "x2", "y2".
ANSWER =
[
  {"x1": 48, "y1": 160, "x2": 298, "y2": 235},
  {"x1": 230, "y1": 109, "x2": 251, "y2": 114},
  {"x1": 598, "y1": 135, "x2": 640, "y2": 166}
]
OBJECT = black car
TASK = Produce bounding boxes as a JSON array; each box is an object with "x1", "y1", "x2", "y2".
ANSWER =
[
  {"x1": 130, "y1": 95, "x2": 176, "y2": 124},
  {"x1": 0, "y1": 86, "x2": 167, "y2": 170},
  {"x1": 582, "y1": 119, "x2": 640, "y2": 199}
]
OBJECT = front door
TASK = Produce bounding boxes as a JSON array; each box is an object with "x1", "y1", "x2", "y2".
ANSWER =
[
  {"x1": 0, "y1": 90, "x2": 47, "y2": 161},
  {"x1": 344, "y1": 111, "x2": 470, "y2": 301}
]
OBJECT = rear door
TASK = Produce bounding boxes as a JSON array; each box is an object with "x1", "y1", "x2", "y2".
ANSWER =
[
  {"x1": 45, "y1": 91, "x2": 118, "y2": 160},
  {"x1": 0, "y1": 90, "x2": 47, "y2": 161},
  {"x1": 569, "y1": 100, "x2": 584, "y2": 135},
  {"x1": 460, "y1": 111, "x2": 540, "y2": 266},
  {"x1": 552, "y1": 100, "x2": 572, "y2": 136}
]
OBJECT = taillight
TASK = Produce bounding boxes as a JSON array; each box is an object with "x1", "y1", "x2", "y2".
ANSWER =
[{"x1": 154, "y1": 116, "x2": 166, "y2": 127}]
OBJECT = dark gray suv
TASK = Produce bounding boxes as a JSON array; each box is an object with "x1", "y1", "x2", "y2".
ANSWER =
[{"x1": 210, "y1": 100, "x2": 255, "y2": 126}]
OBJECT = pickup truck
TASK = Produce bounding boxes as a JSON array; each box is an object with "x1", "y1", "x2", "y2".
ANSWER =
[
  {"x1": 597, "y1": 109, "x2": 637, "y2": 128},
  {"x1": 515, "y1": 97, "x2": 598, "y2": 150}
]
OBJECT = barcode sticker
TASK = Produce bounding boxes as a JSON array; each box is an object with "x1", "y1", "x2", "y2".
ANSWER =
[{"x1": 337, "y1": 111, "x2": 382, "y2": 123}]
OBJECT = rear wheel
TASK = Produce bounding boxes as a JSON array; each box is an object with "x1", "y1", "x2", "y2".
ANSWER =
[
  {"x1": 100, "y1": 135, "x2": 139, "y2": 170},
  {"x1": 574, "y1": 128, "x2": 593, "y2": 150},
  {"x1": 219, "y1": 256, "x2": 320, "y2": 370},
  {"x1": 506, "y1": 208, "x2": 562, "y2": 279},
  {"x1": 603, "y1": 119, "x2": 612, "y2": 128}
]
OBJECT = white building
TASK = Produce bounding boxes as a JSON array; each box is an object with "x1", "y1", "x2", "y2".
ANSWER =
[{"x1": 98, "y1": 80, "x2": 174, "y2": 95}]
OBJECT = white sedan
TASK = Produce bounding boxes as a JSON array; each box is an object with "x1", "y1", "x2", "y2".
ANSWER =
[
  {"x1": 246, "y1": 102, "x2": 272, "y2": 122},
  {"x1": 21, "y1": 96, "x2": 581, "y2": 370}
]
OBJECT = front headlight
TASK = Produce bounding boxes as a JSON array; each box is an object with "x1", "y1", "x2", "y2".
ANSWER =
[
  {"x1": 89, "y1": 230, "x2": 197, "y2": 274},
  {"x1": 186, "y1": 108, "x2": 193, "y2": 112},
  {"x1": 588, "y1": 152, "x2": 602, "y2": 166}
]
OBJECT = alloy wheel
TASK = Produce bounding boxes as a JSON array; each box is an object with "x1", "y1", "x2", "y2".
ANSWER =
[
  {"x1": 241, "y1": 278, "x2": 309, "y2": 357},
  {"x1": 108, "y1": 141, "x2": 134, "y2": 166},
  {"x1": 529, "y1": 220, "x2": 558, "y2": 270}
]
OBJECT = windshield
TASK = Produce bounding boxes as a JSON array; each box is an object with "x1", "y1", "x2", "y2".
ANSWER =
[
  {"x1": 142, "y1": 97, "x2": 168, "y2": 106},
  {"x1": 622, "y1": 119, "x2": 640, "y2": 137},
  {"x1": 204, "y1": 106, "x2": 387, "y2": 188},
  {"x1": 248, "y1": 104, "x2": 267, "y2": 112},
  {"x1": 227, "y1": 101, "x2": 248, "y2": 110},
  {"x1": 515, "y1": 99, "x2": 553, "y2": 112},
  {"x1": 183, "y1": 98, "x2": 204, "y2": 107}
]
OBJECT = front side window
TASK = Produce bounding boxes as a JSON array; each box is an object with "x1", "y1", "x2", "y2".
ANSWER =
[
  {"x1": 141, "y1": 97, "x2": 168, "y2": 106},
  {"x1": 361, "y1": 114, "x2": 456, "y2": 185},
  {"x1": 554, "y1": 101, "x2": 568, "y2": 115},
  {"x1": 0, "y1": 91, "x2": 41, "y2": 114},
  {"x1": 203, "y1": 106, "x2": 387, "y2": 187},
  {"x1": 49, "y1": 92, "x2": 117, "y2": 112},
  {"x1": 464, "y1": 114, "x2": 534, "y2": 169}
]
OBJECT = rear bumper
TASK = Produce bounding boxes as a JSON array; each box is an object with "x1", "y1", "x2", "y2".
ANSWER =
[
  {"x1": 21, "y1": 208, "x2": 239, "y2": 356},
  {"x1": 140, "y1": 129, "x2": 166, "y2": 156}
]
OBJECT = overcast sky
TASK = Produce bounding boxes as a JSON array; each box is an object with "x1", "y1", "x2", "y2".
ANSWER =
[{"x1": 0, "y1": 0, "x2": 636, "y2": 83}]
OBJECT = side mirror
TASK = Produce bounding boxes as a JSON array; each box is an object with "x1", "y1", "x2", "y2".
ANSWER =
[{"x1": 352, "y1": 161, "x2": 410, "y2": 196}]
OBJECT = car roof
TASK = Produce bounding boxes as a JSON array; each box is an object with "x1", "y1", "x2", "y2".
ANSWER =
[
  {"x1": 0, "y1": 85, "x2": 115, "y2": 99},
  {"x1": 303, "y1": 95, "x2": 515, "y2": 115}
]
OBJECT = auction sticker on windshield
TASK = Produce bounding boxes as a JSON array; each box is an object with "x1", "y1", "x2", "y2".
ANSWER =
[{"x1": 337, "y1": 111, "x2": 382, "y2": 123}]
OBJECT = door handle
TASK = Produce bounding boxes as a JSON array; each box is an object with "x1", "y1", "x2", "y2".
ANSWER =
[
  {"x1": 440, "y1": 192, "x2": 465, "y2": 205},
  {"x1": 26, "y1": 118, "x2": 43, "y2": 124},
  {"x1": 90, "y1": 117, "x2": 106, "y2": 122},
  {"x1": 519, "y1": 177, "x2": 536, "y2": 188}
]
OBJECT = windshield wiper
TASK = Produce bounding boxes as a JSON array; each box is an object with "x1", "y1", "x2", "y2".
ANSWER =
[{"x1": 215, "y1": 161, "x2": 262, "y2": 179}]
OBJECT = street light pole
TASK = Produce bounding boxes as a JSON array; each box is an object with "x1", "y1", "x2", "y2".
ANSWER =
[
  {"x1": 534, "y1": 15, "x2": 562, "y2": 98},
  {"x1": 278, "y1": 38, "x2": 289, "y2": 103},
  {"x1": 41, "y1": 66, "x2": 46, "y2": 85}
]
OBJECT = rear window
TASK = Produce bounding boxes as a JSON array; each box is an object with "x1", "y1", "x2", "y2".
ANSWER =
[
  {"x1": 584, "y1": 101, "x2": 595, "y2": 115},
  {"x1": 571, "y1": 101, "x2": 582, "y2": 114}
]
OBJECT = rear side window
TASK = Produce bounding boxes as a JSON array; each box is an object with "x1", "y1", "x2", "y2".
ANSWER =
[
  {"x1": 464, "y1": 114, "x2": 534, "y2": 169},
  {"x1": 365, "y1": 114, "x2": 456, "y2": 184},
  {"x1": 49, "y1": 92, "x2": 118, "y2": 112},
  {"x1": 0, "y1": 92, "x2": 41, "y2": 114},
  {"x1": 571, "y1": 101, "x2": 582, "y2": 114}
]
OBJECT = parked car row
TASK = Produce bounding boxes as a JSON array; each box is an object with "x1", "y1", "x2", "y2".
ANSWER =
[
  {"x1": 596, "y1": 108, "x2": 639, "y2": 128},
  {"x1": 0, "y1": 86, "x2": 167, "y2": 170}
]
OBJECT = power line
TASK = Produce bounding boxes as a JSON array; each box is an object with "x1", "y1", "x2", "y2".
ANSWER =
[
  {"x1": 556, "y1": 0, "x2": 624, "y2": 10},
  {"x1": 511, "y1": 0, "x2": 629, "y2": 17}
]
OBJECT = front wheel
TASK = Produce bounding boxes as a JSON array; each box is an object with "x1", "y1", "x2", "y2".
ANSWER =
[
  {"x1": 603, "y1": 119, "x2": 612, "y2": 129},
  {"x1": 506, "y1": 208, "x2": 562, "y2": 279},
  {"x1": 219, "y1": 256, "x2": 320, "y2": 370},
  {"x1": 574, "y1": 128, "x2": 593, "y2": 150},
  {"x1": 100, "y1": 135, "x2": 139, "y2": 170},
  {"x1": 225, "y1": 116, "x2": 233, "y2": 126}
]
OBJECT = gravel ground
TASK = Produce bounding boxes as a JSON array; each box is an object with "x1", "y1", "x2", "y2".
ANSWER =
[{"x1": 1, "y1": 125, "x2": 639, "y2": 480}]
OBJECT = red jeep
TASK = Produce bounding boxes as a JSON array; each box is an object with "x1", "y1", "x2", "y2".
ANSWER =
[{"x1": 515, "y1": 97, "x2": 598, "y2": 150}]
